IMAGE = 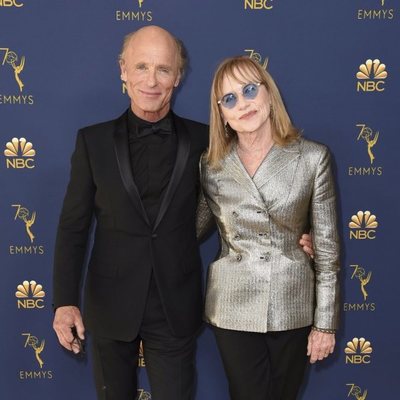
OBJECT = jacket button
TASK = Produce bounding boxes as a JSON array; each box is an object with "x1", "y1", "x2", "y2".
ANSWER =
[
  {"x1": 232, "y1": 211, "x2": 238, "y2": 217},
  {"x1": 236, "y1": 254, "x2": 242, "y2": 261},
  {"x1": 151, "y1": 233, "x2": 158, "y2": 239},
  {"x1": 264, "y1": 252, "x2": 271, "y2": 261},
  {"x1": 234, "y1": 233, "x2": 241, "y2": 240}
]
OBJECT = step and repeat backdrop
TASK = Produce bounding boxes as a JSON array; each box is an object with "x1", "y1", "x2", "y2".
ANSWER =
[{"x1": 1, "y1": 1, "x2": 399, "y2": 399}]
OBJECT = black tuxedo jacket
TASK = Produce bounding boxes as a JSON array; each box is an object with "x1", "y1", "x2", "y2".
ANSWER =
[{"x1": 53, "y1": 110, "x2": 209, "y2": 341}]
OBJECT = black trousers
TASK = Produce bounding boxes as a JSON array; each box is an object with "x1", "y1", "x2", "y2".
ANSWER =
[
  {"x1": 91, "y1": 277, "x2": 197, "y2": 400},
  {"x1": 213, "y1": 325, "x2": 310, "y2": 400}
]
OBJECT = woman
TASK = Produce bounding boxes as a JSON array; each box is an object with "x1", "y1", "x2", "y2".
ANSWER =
[{"x1": 199, "y1": 57, "x2": 340, "y2": 400}]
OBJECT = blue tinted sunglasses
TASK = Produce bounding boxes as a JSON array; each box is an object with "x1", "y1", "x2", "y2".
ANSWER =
[{"x1": 217, "y1": 82, "x2": 261, "y2": 109}]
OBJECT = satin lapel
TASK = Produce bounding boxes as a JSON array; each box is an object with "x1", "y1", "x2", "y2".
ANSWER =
[
  {"x1": 153, "y1": 113, "x2": 190, "y2": 231},
  {"x1": 225, "y1": 147, "x2": 266, "y2": 206},
  {"x1": 113, "y1": 110, "x2": 150, "y2": 226},
  {"x1": 252, "y1": 140, "x2": 301, "y2": 190}
]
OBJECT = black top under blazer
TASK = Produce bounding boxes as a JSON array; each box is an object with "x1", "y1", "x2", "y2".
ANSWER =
[{"x1": 53, "y1": 110, "x2": 209, "y2": 341}]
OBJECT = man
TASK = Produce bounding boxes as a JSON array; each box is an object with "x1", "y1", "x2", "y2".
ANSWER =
[
  {"x1": 53, "y1": 25, "x2": 313, "y2": 400},
  {"x1": 53, "y1": 25, "x2": 208, "y2": 400}
]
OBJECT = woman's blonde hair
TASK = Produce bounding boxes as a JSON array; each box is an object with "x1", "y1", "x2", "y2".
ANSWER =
[{"x1": 207, "y1": 56, "x2": 300, "y2": 168}]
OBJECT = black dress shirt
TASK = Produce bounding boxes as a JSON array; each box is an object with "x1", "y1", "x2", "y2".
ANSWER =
[{"x1": 127, "y1": 109, "x2": 177, "y2": 226}]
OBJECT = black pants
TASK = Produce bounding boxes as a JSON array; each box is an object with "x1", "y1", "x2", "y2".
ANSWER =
[
  {"x1": 91, "y1": 277, "x2": 197, "y2": 400},
  {"x1": 213, "y1": 325, "x2": 310, "y2": 400}
]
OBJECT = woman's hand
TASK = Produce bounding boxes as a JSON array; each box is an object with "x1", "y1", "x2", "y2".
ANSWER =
[
  {"x1": 307, "y1": 329, "x2": 335, "y2": 363},
  {"x1": 299, "y1": 233, "x2": 314, "y2": 258}
]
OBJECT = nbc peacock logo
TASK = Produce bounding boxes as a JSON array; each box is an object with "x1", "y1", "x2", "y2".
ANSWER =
[
  {"x1": 16, "y1": 280, "x2": 45, "y2": 309},
  {"x1": 356, "y1": 59, "x2": 387, "y2": 92},
  {"x1": 4, "y1": 137, "x2": 36, "y2": 168},
  {"x1": 349, "y1": 211, "x2": 378, "y2": 240},
  {"x1": 345, "y1": 337, "x2": 373, "y2": 364}
]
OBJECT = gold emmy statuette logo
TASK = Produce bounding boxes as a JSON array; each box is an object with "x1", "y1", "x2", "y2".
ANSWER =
[
  {"x1": 356, "y1": 124, "x2": 379, "y2": 164},
  {"x1": 344, "y1": 264, "x2": 375, "y2": 312},
  {"x1": 0, "y1": 48, "x2": 25, "y2": 92},
  {"x1": 244, "y1": 0, "x2": 273, "y2": 10},
  {"x1": 16, "y1": 280, "x2": 45, "y2": 309},
  {"x1": 349, "y1": 211, "x2": 378, "y2": 240},
  {"x1": 138, "y1": 340, "x2": 146, "y2": 367},
  {"x1": 137, "y1": 389, "x2": 151, "y2": 400},
  {"x1": 0, "y1": 0, "x2": 24, "y2": 7},
  {"x1": 138, "y1": 0, "x2": 144, "y2": 7},
  {"x1": 356, "y1": 59, "x2": 387, "y2": 92},
  {"x1": 244, "y1": 49, "x2": 269, "y2": 70},
  {"x1": 22, "y1": 333, "x2": 45, "y2": 369},
  {"x1": 348, "y1": 124, "x2": 383, "y2": 176},
  {"x1": 346, "y1": 383, "x2": 368, "y2": 400},
  {"x1": 350, "y1": 265, "x2": 371, "y2": 301},
  {"x1": 4, "y1": 137, "x2": 36, "y2": 168},
  {"x1": 12, "y1": 204, "x2": 36, "y2": 243},
  {"x1": 345, "y1": 337, "x2": 372, "y2": 364}
]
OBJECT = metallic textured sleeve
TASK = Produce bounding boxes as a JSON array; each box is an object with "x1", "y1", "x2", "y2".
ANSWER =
[
  {"x1": 310, "y1": 147, "x2": 340, "y2": 330},
  {"x1": 196, "y1": 155, "x2": 216, "y2": 241},
  {"x1": 196, "y1": 188, "x2": 216, "y2": 242}
]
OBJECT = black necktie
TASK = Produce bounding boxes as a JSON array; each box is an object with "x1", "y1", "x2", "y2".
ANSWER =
[{"x1": 137, "y1": 118, "x2": 172, "y2": 138}]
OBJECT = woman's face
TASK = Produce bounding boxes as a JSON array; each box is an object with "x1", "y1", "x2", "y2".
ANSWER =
[{"x1": 218, "y1": 71, "x2": 271, "y2": 136}]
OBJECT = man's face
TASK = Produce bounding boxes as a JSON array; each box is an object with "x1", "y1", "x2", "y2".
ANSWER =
[{"x1": 120, "y1": 29, "x2": 181, "y2": 122}]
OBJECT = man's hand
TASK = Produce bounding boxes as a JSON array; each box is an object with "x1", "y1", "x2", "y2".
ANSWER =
[
  {"x1": 307, "y1": 329, "x2": 335, "y2": 364},
  {"x1": 299, "y1": 233, "x2": 314, "y2": 258},
  {"x1": 53, "y1": 306, "x2": 85, "y2": 354}
]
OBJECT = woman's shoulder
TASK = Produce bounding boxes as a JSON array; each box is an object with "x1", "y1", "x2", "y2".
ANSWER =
[{"x1": 296, "y1": 137, "x2": 330, "y2": 160}]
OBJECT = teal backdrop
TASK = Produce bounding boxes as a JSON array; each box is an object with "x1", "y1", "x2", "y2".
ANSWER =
[{"x1": 1, "y1": 1, "x2": 399, "y2": 399}]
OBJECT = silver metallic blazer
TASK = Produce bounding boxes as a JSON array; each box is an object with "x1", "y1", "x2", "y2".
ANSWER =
[{"x1": 198, "y1": 138, "x2": 340, "y2": 333}]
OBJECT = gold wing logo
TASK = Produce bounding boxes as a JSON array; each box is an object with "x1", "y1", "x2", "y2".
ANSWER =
[
  {"x1": 356, "y1": 59, "x2": 387, "y2": 80},
  {"x1": 345, "y1": 338, "x2": 373, "y2": 355},
  {"x1": 4, "y1": 137, "x2": 35, "y2": 157},
  {"x1": 16, "y1": 281, "x2": 45, "y2": 299},
  {"x1": 348, "y1": 211, "x2": 378, "y2": 229}
]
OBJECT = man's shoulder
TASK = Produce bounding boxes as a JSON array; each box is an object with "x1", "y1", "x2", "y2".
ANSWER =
[
  {"x1": 78, "y1": 110, "x2": 127, "y2": 139},
  {"x1": 173, "y1": 113, "x2": 209, "y2": 147},
  {"x1": 173, "y1": 113, "x2": 207, "y2": 129}
]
